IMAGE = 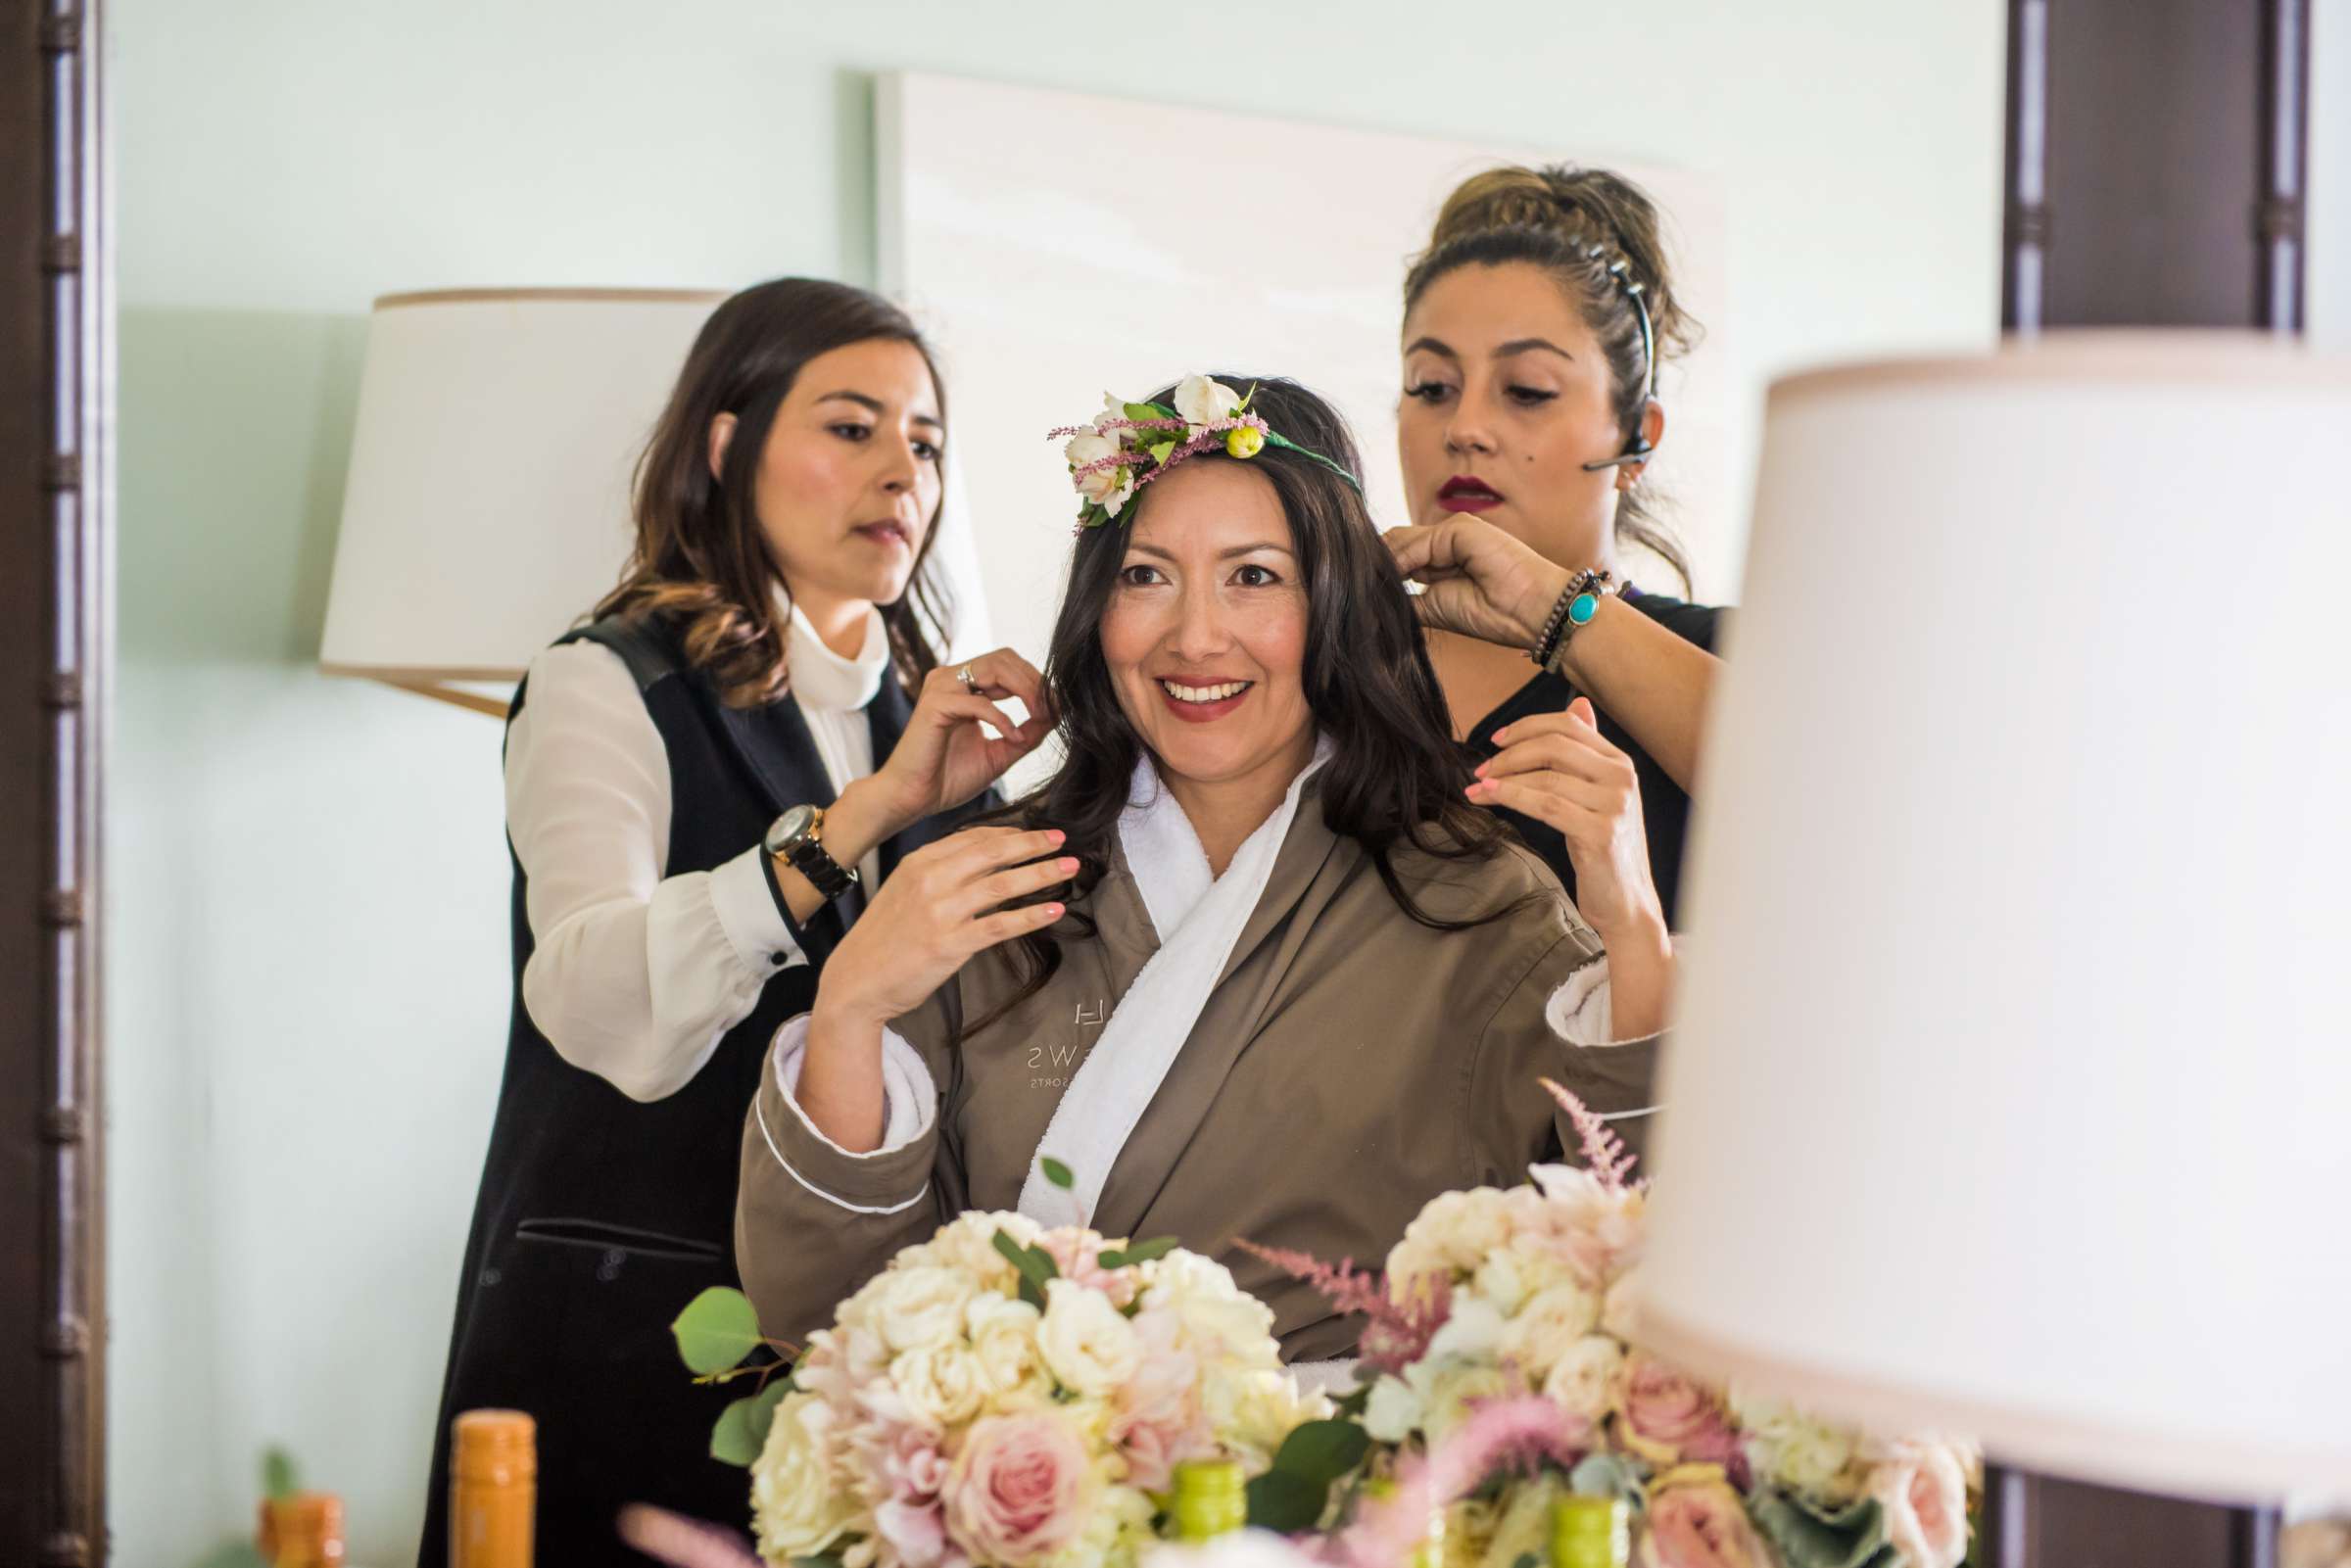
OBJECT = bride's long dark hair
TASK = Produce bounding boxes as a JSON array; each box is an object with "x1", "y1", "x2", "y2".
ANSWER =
[{"x1": 973, "y1": 375, "x2": 1519, "y2": 1033}]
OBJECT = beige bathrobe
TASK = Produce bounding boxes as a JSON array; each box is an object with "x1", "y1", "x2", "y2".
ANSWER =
[{"x1": 737, "y1": 768, "x2": 1659, "y2": 1362}]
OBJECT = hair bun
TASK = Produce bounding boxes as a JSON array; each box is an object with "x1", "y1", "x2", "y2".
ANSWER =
[{"x1": 1424, "y1": 164, "x2": 1697, "y2": 363}]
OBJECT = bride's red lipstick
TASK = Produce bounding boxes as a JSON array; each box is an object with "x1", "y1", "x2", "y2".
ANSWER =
[{"x1": 1437, "y1": 475, "x2": 1505, "y2": 514}]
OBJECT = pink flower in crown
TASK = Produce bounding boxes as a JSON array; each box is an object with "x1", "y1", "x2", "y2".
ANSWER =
[
  {"x1": 1038, "y1": 1228, "x2": 1138, "y2": 1307},
  {"x1": 1615, "y1": 1352, "x2": 1744, "y2": 1470},
  {"x1": 943, "y1": 1411, "x2": 1093, "y2": 1566}
]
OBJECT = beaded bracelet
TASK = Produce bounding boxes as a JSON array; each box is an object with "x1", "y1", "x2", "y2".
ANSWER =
[{"x1": 1530, "y1": 569, "x2": 1617, "y2": 669}]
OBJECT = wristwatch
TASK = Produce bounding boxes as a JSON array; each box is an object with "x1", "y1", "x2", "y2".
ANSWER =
[{"x1": 763, "y1": 804, "x2": 860, "y2": 902}]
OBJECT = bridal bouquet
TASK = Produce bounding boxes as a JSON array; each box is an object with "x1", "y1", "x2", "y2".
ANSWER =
[
  {"x1": 1252, "y1": 1083, "x2": 1978, "y2": 1568},
  {"x1": 674, "y1": 1200, "x2": 1338, "y2": 1568}
]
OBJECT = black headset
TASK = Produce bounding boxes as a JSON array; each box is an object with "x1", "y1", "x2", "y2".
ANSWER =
[{"x1": 1579, "y1": 251, "x2": 1659, "y2": 474}]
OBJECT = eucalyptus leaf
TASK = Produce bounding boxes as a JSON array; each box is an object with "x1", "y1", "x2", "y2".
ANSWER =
[
  {"x1": 1118, "y1": 1236, "x2": 1177, "y2": 1265},
  {"x1": 1244, "y1": 1468, "x2": 1326, "y2": 1533},
  {"x1": 790, "y1": 1555, "x2": 847, "y2": 1568},
  {"x1": 1748, "y1": 1489, "x2": 1895, "y2": 1568},
  {"x1": 710, "y1": 1376, "x2": 795, "y2": 1466},
  {"x1": 1271, "y1": 1418, "x2": 1370, "y2": 1491},
  {"x1": 262, "y1": 1447, "x2": 299, "y2": 1501},
  {"x1": 992, "y1": 1228, "x2": 1058, "y2": 1309},
  {"x1": 671, "y1": 1286, "x2": 762, "y2": 1375},
  {"x1": 1040, "y1": 1157, "x2": 1075, "y2": 1190}
]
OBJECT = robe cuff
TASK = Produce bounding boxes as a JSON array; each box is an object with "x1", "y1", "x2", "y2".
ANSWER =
[
  {"x1": 749, "y1": 1015, "x2": 936, "y2": 1213},
  {"x1": 1544, "y1": 955, "x2": 1666, "y2": 1122}
]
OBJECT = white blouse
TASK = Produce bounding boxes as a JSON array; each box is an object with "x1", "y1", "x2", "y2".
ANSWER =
[{"x1": 504, "y1": 601, "x2": 892, "y2": 1103}]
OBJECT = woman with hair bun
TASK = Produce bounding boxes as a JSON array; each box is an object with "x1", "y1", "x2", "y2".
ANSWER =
[{"x1": 1387, "y1": 165, "x2": 1725, "y2": 934}]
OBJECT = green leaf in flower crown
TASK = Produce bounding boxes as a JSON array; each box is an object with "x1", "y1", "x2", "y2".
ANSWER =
[
  {"x1": 262, "y1": 1447, "x2": 299, "y2": 1501},
  {"x1": 671, "y1": 1286, "x2": 763, "y2": 1375},
  {"x1": 1125, "y1": 402, "x2": 1177, "y2": 425},
  {"x1": 1040, "y1": 1157, "x2": 1075, "y2": 1190},
  {"x1": 709, "y1": 1377, "x2": 795, "y2": 1467},
  {"x1": 1748, "y1": 1489, "x2": 1896, "y2": 1568},
  {"x1": 1146, "y1": 440, "x2": 1176, "y2": 466}
]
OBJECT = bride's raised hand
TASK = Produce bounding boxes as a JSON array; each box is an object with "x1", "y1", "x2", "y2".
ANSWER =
[{"x1": 814, "y1": 826, "x2": 1074, "y2": 1030}]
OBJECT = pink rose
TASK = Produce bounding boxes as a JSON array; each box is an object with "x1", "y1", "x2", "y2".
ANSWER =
[
  {"x1": 1868, "y1": 1441, "x2": 1970, "y2": 1568},
  {"x1": 1616, "y1": 1354, "x2": 1742, "y2": 1468},
  {"x1": 1110, "y1": 1346, "x2": 1215, "y2": 1492},
  {"x1": 943, "y1": 1412, "x2": 1093, "y2": 1566},
  {"x1": 1039, "y1": 1228, "x2": 1138, "y2": 1307},
  {"x1": 1639, "y1": 1470, "x2": 1777, "y2": 1568}
]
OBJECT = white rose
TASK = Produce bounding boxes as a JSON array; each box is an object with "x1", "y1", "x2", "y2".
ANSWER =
[
  {"x1": 1541, "y1": 1333, "x2": 1624, "y2": 1424},
  {"x1": 1733, "y1": 1392, "x2": 1863, "y2": 1501},
  {"x1": 967, "y1": 1293, "x2": 1047, "y2": 1397},
  {"x1": 1203, "y1": 1367, "x2": 1326, "y2": 1470},
  {"x1": 1471, "y1": 1249, "x2": 1531, "y2": 1316},
  {"x1": 1362, "y1": 1373, "x2": 1425, "y2": 1443},
  {"x1": 1601, "y1": 1267, "x2": 1642, "y2": 1341},
  {"x1": 750, "y1": 1393, "x2": 856, "y2": 1561},
  {"x1": 1038, "y1": 1278, "x2": 1143, "y2": 1397},
  {"x1": 932, "y1": 1211, "x2": 1040, "y2": 1293},
  {"x1": 1398, "y1": 1188, "x2": 1517, "y2": 1277},
  {"x1": 1138, "y1": 1253, "x2": 1277, "y2": 1363},
  {"x1": 1384, "y1": 1236, "x2": 1452, "y2": 1304},
  {"x1": 1421, "y1": 1295, "x2": 1506, "y2": 1365},
  {"x1": 892, "y1": 1341, "x2": 988, "y2": 1428},
  {"x1": 1421, "y1": 1362, "x2": 1511, "y2": 1448},
  {"x1": 1064, "y1": 428, "x2": 1137, "y2": 518},
  {"x1": 873, "y1": 1263, "x2": 977, "y2": 1354},
  {"x1": 1173, "y1": 374, "x2": 1243, "y2": 434},
  {"x1": 1499, "y1": 1280, "x2": 1603, "y2": 1376}
]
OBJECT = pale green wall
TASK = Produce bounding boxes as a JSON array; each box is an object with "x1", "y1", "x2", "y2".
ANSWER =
[{"x1": 109, "y1": 2, "x2": 2005, "y2": 1562}]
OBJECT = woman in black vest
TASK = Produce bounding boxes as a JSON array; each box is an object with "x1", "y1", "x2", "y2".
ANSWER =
[
  {"x1": 419, "y1": 278, "x2": 1051, "y2": 1567},
  {"x1": 1384, "y1": 165, "x2": 1724, "y2": 963}
]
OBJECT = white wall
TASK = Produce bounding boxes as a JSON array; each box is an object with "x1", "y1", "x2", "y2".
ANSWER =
[{"x1": 107, "y1": 2, "x2": 2004, "y2": 1562}]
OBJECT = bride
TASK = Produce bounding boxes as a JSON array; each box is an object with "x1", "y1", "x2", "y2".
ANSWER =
[{"x1": 736, "y1": 374, "x2": 1674, "y2": 1358}]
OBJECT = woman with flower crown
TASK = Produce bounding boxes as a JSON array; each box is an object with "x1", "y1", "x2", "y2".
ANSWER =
[{"x1": 736, "y1": 373, "x2": 1675, "y2": 1370}]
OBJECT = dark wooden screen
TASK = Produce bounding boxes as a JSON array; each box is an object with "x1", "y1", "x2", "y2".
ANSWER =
[
  {"x1": 1, "y1": 0, "x2": 109, "y2": 1563},
  {"x1": 1996, "y1": 3, "x2": 2308, "y2": 1561},
  {"x1": 2006, "y1": 0, "x2": 2312, "y2": 331}
]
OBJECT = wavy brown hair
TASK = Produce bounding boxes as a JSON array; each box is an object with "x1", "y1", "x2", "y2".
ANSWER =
[
  {"x1": 968, "y1": 375, "x2": 1526, "y2": 1037},
  {"x1": 596, "y1": 277, "x2": 953, "y2": 705},
  {"x1": 1405, "y1": 165, "x2": 1703, "y2": 593}
]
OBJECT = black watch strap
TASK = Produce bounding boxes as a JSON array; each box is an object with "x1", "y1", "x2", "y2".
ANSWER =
[{"x1": 768, "y1": 805, "x2": 859, "y2": 903}]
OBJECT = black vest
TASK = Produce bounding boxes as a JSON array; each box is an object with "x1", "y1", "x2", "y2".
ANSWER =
[{"x1": 418, "y1": 615, "x2": 984, "y2": 1567}]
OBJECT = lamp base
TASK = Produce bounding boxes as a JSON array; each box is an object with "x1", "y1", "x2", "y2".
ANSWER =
[{"x1": 1983, "y1": 1463, "x2": 2281, "y2": 1568}]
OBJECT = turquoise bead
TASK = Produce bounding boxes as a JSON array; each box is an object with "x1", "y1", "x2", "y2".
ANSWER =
[{"x1": 1567, "y1": 593, "x2": 1600, "y2": 626}]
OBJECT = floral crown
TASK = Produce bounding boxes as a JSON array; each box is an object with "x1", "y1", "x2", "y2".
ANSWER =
[{"x1": 1047, "y1": 373, "x2": 1362, "y2": 530}]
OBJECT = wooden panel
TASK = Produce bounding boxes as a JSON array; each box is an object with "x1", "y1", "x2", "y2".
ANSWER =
[
  {"x1": 1, "y1": 0, "x2": 109, "y2": 1563},
  {"x1": 2006, "y1": 0, "x2": 2310, "y2": 329}
]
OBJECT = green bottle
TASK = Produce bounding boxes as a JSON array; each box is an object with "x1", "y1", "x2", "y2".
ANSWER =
[
  {"x1": 1552, "y1": 1495, "x2": 1630, "y2": 1568},
  {"x1": 1170, "y1": 1459, "x2": 1247, "y2": 1543}
]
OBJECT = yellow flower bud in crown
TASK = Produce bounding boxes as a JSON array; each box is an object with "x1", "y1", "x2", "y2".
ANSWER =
[{"x1": 1224, "y1": 425, "x2": 1266, "y2": 459}]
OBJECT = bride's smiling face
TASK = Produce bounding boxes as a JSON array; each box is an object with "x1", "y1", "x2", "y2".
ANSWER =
[{"x1": 1098, "y1": 459, "x2": 1316, "y2": 793}]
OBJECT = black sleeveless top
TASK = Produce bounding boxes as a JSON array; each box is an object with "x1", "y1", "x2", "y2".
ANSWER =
[
  {"x1": 1464, "y1": 589, "x2": 1722, "y2": 928},
  {"x1": 418, "y1": 614, "x2": 987, "y2": 1567}
]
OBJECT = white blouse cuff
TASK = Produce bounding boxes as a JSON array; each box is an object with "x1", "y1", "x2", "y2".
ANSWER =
[
  {"x1": 709, "y1": 843, "x2": 807, "y2": 976},
  {"x1": 771, "y1": 1014, "x2": 936, "y2": 1157},
  {"x1": 1546, "y1": 936, "x2": 1681, "y2": 1052}
]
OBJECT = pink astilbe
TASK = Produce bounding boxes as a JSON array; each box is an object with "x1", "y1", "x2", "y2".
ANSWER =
[
  {"x1": 1234, "y1": 1240, "x2": 1451, "y2": 1378},
  {"x1": 1326, "y1": 1397, "x2": 1590, "y2": 1568},
  {"x1": 1541, "y1": 1076, "x2": 1643, "y2": 1194}
]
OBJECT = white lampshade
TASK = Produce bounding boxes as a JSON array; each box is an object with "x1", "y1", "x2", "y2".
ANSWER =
[
  {"x1": 319, "y1": 288, "x2": 724, "y2": 707},
  {"x1": 1641, "y1": 333, "x2": 2351, "y2": 1502}
]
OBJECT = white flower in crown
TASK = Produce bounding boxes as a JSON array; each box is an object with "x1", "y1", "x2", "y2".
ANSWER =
[
  {"x1": 1065, "y1": 429, "x2": 1138, "y2": 520},
  {"x1": 1173, "y1": 373, "x2": 1245, "y2": 435}
]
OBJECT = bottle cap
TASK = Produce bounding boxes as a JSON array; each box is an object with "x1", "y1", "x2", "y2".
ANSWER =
[
  {"x1": 257, "y1": 1492, "x2": 346, "y2": 1567},
  {"x1": 452, "y1": 1408, "x2": 538, "y2": 1480},
  {"x1": 1552, "y1": 1495, "x2": 1630, "y2": 1567}
]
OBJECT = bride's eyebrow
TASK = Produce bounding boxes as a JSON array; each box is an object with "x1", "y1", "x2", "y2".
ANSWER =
[{"x1": 1126, "y1": 542, "x2": 1293, "y2": 562}]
